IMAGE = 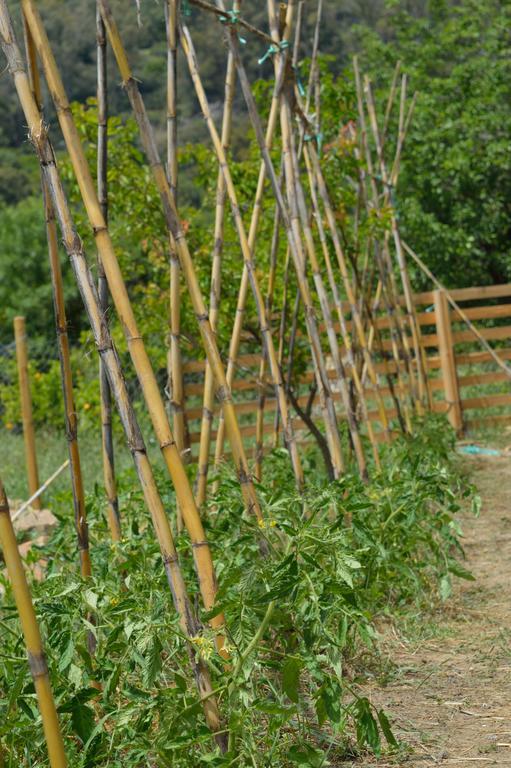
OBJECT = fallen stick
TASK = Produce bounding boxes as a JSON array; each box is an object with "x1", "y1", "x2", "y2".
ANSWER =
[{"x1": 12, "y1": 460, "x2": 69, "y2": 523}]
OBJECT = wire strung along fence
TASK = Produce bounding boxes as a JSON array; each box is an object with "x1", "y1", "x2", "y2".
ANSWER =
[{"x1": 1, "y1": 0, "x2": 511, "y2": 760}]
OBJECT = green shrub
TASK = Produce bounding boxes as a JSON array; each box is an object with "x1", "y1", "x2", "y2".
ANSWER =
[{"x1": 0, "y1": 415, "x2": 476, "y2": 766}]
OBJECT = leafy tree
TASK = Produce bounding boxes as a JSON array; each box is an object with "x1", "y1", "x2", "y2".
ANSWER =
[{"x1": 356, "y1": 0, "x2": 511, "y2": 287}]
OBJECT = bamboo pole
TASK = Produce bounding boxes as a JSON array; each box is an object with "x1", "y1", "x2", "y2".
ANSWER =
[
  {"x1": 303, "y1": 147, "x2": 381, "y2": 466},
  {"x1": 180, "y1": 22, "x2": 305, "y2": 491},
  {"x1": 195, "y1": 16, "x2": 237, "y2": 507},
  {"x1": 225, "y1": 14, "x2": 345, "y2": 477},
  {"x1": 352, "y1": 76, "x2": 414, "y2": 432},
  {"x1": 363, "y1": 75, "x2": 431, "y2": 410},
  {"x1": 44, "y1": 191, "x2": 92, "y2": 578},
  {"x1": 254, "y1": 203, "x2": 281, "y2": 479},
  {"x1": 23, "y1": 21, "x2": 92, "y2": 576},
  {"x1": 95, "y1": 0, "x2": 265, "y2": 523},
  {"x1": 0, "y1": 477, "x2": 68, "y2": 767},
  {"x1": 0, "y1": 12, "x2": 225, "y2": 734},
  {"x1": 12, "y1": 460, "x2": 69, "y2": 523},
  {"x1": 272, "y1": 246, "x2": 292, "y2": 448},
  {"x1": 96, "y1": 2, "x2": 121, "y2": 541},
  {"x1": 289, "y1": 128, "x2": 368, "y2": 478},
  {"x1": 212, "y1": 45, "x2": 288, "y2": 479},
  {"x1": 304, "y1": 141, "x2": 392, "y2": 442},
  {"x1": 13, "y1": 317, "x2": 41, "y2": 509},
  {"x1": 19, "y1": 0, "x2": 226, "y2": 653},
  {"x1": 165, "y1": 0, "x2": 189, "y2": 515},
  {"x1": 353, "y1": 58, "x2": 417, "y2": 416}
]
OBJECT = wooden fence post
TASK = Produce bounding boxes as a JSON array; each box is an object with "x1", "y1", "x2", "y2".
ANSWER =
[
  {"x1": 434, "y1": 290, "x2": 463, "y2": 433},
  {"x1": 13, "y1": 316, "x2": 42, "y2": 508}
]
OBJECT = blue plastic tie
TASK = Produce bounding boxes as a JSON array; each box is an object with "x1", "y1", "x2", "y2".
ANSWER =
[
  {"x1": 219, "y1": 9, "x2": 246, "y2": 44},
  {"x1": 258, "y1": 39, "x2": 289, "y2": 65}
]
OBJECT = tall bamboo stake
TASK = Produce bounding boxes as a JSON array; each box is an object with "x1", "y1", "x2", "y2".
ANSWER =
[
  {"x1": 180, "y1": 22, "x2": 305, "y2": 491},
  {"x1": 363, "y1": 76, "x2": 430, "y2": 410},
  {"x1": 23, "y1": 20, "x2": 93, "y2": 617},
  {"x1": 96, "y1": 2, "x2": 121, "y2": 541},
  {"x1": 0, "y1": 477, "x2": 68, "y2": 767},
  {"x1": 273, "y1": 245, "x2": 292, "y2": 447},
  {"x1": 96, "y1": 0, "x2": 265, "y2": 523},
  {"x1": 254, "y1": 203, "x2": 281, "y2": 479},
  {"x1": 225, "y1": 14, "x2": 345, "y2": 477},
  {"x1": 0, "y1": 12, "x2": 225, "y2": 734},
  {"x1": 303, "y1": 147, "x2": 381, "y2": 465},
  {"x1": 165, "y1": 0, "x2": 189, "y2": 512},
  {"x1": 13, "y1": 316, "x2": 41, "y2": 509},
  {"x1": 44, "y1": 191, "x2": 91, "y2": 578},
  {"x1": 212, "y1": 44, "x2": 288, "y2": 479},
  {"x1": 19, "y1": 0, "x2": 226, "y2": 652},
  {"x1": 195, "y1": 16, "x2": 237, "y2": 507},
  {"x1": 353, "y1": 57, "x2": 417, "y2": 415},
  {"x1": 304, "y1": 141, "x2": 392, "y2": 441},
  {"x1": 290, "y1": 129, "x2": 368, "y2": 478}
]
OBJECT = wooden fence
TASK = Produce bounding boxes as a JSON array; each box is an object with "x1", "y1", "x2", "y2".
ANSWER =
[{"x1": 179, "y1": 281, "x2": 511, "y2": 460}]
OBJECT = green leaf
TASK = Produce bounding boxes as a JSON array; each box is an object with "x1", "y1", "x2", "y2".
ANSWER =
[
  {"x1": 377, "y1": 709, "x2": 398, "y2": 748},
  {"x1": 282, "y1": 658, "x2": 301, "y2": 703},
  {"x1": 440, "y1": 574, "x2": 452, "y2": 601},
  {"x1": 142, "y1": 636, "x2": 162, "y2": 688},
  {"x1": 83, "y1": 589, "x2": 99, "y2": 612},
  {"x1": 58, "y1": 636, "x2": 74, "y2": 673},
  {"x1": 71, "y1": 702, "x2": 95, "y2": 744}
]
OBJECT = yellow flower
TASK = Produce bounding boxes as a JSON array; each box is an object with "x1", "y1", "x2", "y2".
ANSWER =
[
  {"x1": 5, "y1": 422, "x2": 13, "y2": 431},
  {"x1": 83, "y1": 402, "x2": 91, "y2": 411},
  {"x1": 110, "y1": 597, "x2": 119, "y2": 606},
  {"x1": 258, "y1": 518, "x2": 277, "y2": 530},
  {"x1": 190, "y1": 634, "x2": 214, "y2": 660}
]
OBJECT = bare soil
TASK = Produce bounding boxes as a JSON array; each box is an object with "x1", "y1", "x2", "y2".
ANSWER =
[{"x1": 349, "y1": 455, "x2": 511, "y2": 767}]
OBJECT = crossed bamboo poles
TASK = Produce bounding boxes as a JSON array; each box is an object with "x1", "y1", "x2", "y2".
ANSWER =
[
  {"x1": 0, "y1": 2, "x2": 227, "y2": 744},
  {"x1": 0, "y1": 0, "x2": 434, "y2": 754}
]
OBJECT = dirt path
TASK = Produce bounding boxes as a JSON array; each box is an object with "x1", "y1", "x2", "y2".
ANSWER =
[{"x1": 352, "y1": 455, "x2": 511, "y2": 767}]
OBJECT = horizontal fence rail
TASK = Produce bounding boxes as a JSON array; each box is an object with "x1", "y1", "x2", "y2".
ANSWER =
[{"x1": 176, "y1": 282, "x2": 511, "y2": 461}]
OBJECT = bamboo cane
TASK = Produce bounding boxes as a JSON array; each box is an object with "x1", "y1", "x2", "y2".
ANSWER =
[
  {"x1": 210, "y1": 0, "x2": 342, "y2": 479},
  {"x1": 13, "y1": 317, "x2": 41, "y2": 509},
  {"x1": 381, "y1": 60, "x2": 401, "y2": 150},
  {"x1": 195, "y1": 19, "x2": 237, "y2": 507},
  {"x1": 304, "y1": 141, "x2": 392, "y2": 442},
  {"x1": 272, "y1": 246, "x2": 292, "y2": 448},
  {"x1": 303, "y1": 148, "x2": 381, "y2": 465},
  {"x1": 353, "y1": 57, "x2": 417, "y2": 414},
  {"x1": 12, "y1": 460, "x2": 69, "y2": 522},
  {"x1": 358, "y1": 78, "x2": 416, "y2": 432},
  {"x1": 226, "y1": 14, "x2": 345, "y2": 477},
  {"x1": 95, "y1": 0, "x2": 265, "y2": 523},
  {"x1": 254, "y1": 204, "x2": 281, "y2": 479},
  {"x1": 212, "y1": 44, "x2": 288, "y2": 479},
  {"x1": 96, "y1": 2, "x2": 121, "y2": 541},
  {"x1": 363, "y1": 75, "x2": 431, "y2": 410},
  {"x1": 351, "y1": 81, "x2": 413, "y2": 433},
  {"x1": 0, "y1": 477, "x2": 68, "y2": 767},
  {"x1": 44, "y1": 189, "x2": 92, "y2": 578},
  {"x1": 180, "y1": 22, "x2": 305, "y2": 491},
  {"x1": 22, "y1": 24, "x2": 92, "y2": 576},
  {"x1": 0, "y1": 14, "x2": 226, "y2": 732},
  {"x1": 19, "y1": 0, "x2": 226, "y2": 652},
  {"x1": 289, "y1": 128, "x2": 368, "y2": 478},
  {"x1": 165, "y1": 0, "x2": 189, "y2": 510}
]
